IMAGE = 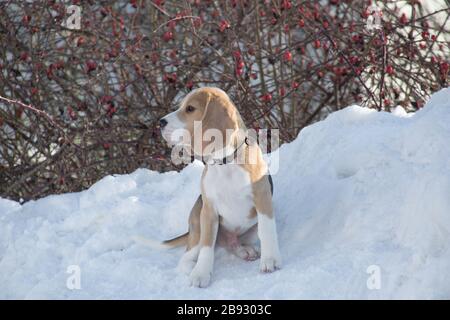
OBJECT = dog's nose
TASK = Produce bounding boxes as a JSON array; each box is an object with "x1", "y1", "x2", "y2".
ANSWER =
[{"x1": 159, "y1": 118, "x2": 168, "y2": 128}]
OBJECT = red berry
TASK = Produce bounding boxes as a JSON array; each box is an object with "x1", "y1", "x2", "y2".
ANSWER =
[
  {"x1": 298, "y1": 19, "x2": 305, "y2": 28},
  {"x1": 86, "y1": 60, "x2": 97, "y2": 73},
  {"x1": 106, "y1": 104, "x2": 117, "y2": 117},
  {"x1": 352, "y1": 34, "x2": 360, "y2": 43},
  {"x1": 261, "y1": 93, "x2": 272, "y2": 102},
  {"x1": 219, "y1": 20, "x2": 230, "y2": 32},
  {"x1": 400, "y1": 13, "x2": 408, "y2": 25},
  {"x1": 349, "y1": 56, "x2": 359, "y2": 65},
  {"x1": 361, "y1": 9, "x2": 369, "y2": 19},
  {"x1": 281, "y1": 0, "x2": 292, "y2": 10},
  {"x1": 416, "y1": 99, "x2": 425, "y2": 109},
  {"x1": 313, "y1": 10, "x2": 320, "y2": 21},
  {"x1": 333, "y1": 67, "x2": 343, "y2": 76},
  {"x1": 386, "y1": 65, "x2": 394, "y2": 75},
  {"x1": 20, "y1": 52, "x2": 29, "y2": 61},
  {"x1": 77, "y1": 36, "x2": 85, "y2": 46},
  {"x1": 313, "y1": 39, "x2": 321, "y2": 49},
  {"x1": 163, "y1": 73, "x2": 177, "y2": 83},
  {"x1": 100, "y1": 95, "x2": 113, "y2": 104},
  {"x1": 163, "y1": 31, "x2": 173, "y2": 42},
  {"x1": 233, "y1": 50, "x2": 241, "y2": 59},
  {"x1": 283, "y1": 50, "x2": 292, "y2": 62},
  {"x1": 292, "y1": 81, "x2": 299, "y2": 89},
  {"x1": 46, "y1": 66, "x2": 54, "y2": 79},
  {"x1": 22, "y1": 15, "x2": 31, "y2": 24}
]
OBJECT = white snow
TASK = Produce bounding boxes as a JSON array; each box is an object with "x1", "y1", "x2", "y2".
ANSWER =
[{"x1": 1, "y1": 88, "x2": 450, "y2": 299}]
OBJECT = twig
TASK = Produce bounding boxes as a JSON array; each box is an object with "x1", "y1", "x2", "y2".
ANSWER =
[{"x1": 0, "y1": 95, "x2": 74, "y2": 145}]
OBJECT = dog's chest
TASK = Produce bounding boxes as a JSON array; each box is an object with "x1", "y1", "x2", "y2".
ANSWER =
[{"x1": 203, "y1": 164, "x2": 255, "y2": 233}]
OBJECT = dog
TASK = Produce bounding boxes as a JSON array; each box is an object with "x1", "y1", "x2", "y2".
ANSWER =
[{"x1": 154, "y1": 87, "x2": 281, "y2": 287}]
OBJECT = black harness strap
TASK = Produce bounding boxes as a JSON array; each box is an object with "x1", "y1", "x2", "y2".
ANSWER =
[{"x1": 268, "y1": 173, "x2": 274, "y2": 195}]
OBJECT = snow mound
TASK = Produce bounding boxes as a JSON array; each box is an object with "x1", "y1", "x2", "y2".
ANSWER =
[{"x1": 1, "y1": 88, "x2": 450, "y2": 299}]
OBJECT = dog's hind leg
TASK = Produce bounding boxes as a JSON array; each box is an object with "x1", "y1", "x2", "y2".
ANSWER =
[
  {"x1": 240, "y1": 223, "x2": 259, "y2": 246},
  {"x1": 218, "y1": 223, "x2": 260, "y2": 262},
  {"x1": 235, "y1": 224, "x2": 260, "y2": 261},
  {"x1": 177, "y1": 195, "x2": 202, "y2": 275}
]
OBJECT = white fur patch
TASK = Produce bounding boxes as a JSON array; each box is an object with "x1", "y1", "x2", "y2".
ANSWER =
[
  {"x1": 189, "y1": 246, "x2": 214, "y2": 287},
  {"x1": 161, "y1": 110, "x2": 186, "y2": 145},
  {"x1": 203, "y1": 164, "x2": 256, "y2": 234},
  {"x1": 257, "y1": 213, "x2": 282, "y2": 272},
  {"x1": 177, "y1": 245, "x2": 200, "y2": 275}
]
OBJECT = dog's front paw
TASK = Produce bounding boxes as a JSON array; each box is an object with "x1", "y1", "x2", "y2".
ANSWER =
[
  {"x1": 189, "y1": 268, "x2": 212, "y2": 288},
  {"x1": 260, "y1": 255, "x2": 282, "y2": 273}
]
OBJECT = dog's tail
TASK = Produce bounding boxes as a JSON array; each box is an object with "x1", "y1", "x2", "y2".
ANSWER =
[{"x1": 133, "y1": 232, "x2": 188, "y2": 250}]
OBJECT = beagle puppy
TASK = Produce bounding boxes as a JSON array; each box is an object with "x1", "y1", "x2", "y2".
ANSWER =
[{"x1": 158, "y1": 87, "x2": 281, "y2": 287}]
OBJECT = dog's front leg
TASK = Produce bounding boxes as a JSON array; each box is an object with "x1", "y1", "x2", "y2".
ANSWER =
[
  {"x1": 257, "y1": 212, "x2": 282, "y2": 272},
  {"x1": 255, "y1": 182, "x2": 282, "y2": 273},
  {"x1": 189, "y1": 200, "x2": 218, "y2": 288}
]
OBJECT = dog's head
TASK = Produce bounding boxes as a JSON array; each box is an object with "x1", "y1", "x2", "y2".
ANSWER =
[{"x1": 160, "y1": 87, "x2": 245, "y2": 157}]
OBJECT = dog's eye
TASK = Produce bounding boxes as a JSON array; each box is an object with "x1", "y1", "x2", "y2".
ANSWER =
[{"x1": 186, "y1": 105, "x2": 195, "y2": 113}]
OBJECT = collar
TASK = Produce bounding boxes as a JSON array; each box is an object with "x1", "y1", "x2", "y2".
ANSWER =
[{"x1": 191, "y1": 137, "x2": 251, "y2": 166}]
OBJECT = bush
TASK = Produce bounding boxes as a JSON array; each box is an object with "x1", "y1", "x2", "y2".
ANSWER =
[{"x1": 0, "y1": 0, "x2": 448, "y2": 201}]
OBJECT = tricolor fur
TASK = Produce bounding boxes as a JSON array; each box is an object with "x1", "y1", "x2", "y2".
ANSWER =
[{"x1": 143, "y1": 87, "x2": 281, "y2": 288}]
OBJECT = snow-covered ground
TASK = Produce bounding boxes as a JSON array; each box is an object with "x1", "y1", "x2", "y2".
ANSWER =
[{"x1": 1, "y1": 88, "x2": 450, "y2": 299}]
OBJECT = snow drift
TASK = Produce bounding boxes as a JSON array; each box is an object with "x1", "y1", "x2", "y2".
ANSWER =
[{"x1": 1, "y1": 88, "x2": 450, "y2": 299}]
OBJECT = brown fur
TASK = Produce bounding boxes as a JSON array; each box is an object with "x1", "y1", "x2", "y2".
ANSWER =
[
  {"x1": 240, "y1": 144, "x2": 274, "y2": 218},
  {"x1": 164, "y1": 87, "x2": 274, "y2": 253}
]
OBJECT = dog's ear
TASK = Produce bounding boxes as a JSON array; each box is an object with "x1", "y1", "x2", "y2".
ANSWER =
[{"x1": 196, "y1": 92, "x2": 238, "y2": 156}]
